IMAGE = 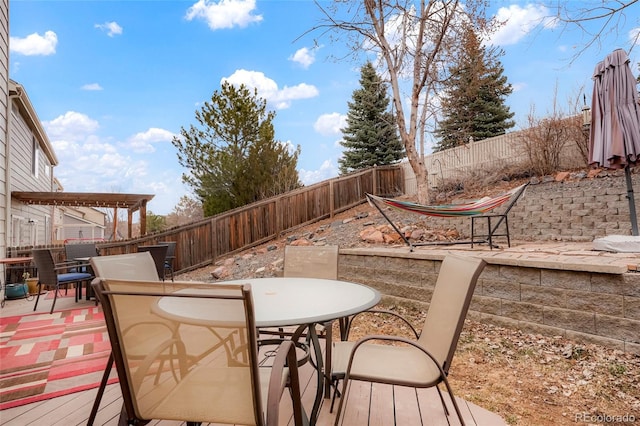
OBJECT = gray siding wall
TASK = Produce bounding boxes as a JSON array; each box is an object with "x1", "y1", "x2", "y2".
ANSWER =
[
  {"x1": 9, "y1": 103, "x2": 55, "y2": 246},
  {"x1": 1, "y1": 0, "x2": 9, "y2": 257}
]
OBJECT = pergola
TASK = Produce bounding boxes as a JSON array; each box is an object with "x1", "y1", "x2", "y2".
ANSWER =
[{"x1": 11, "y1": 192, "x2": 155, "y2": 238}]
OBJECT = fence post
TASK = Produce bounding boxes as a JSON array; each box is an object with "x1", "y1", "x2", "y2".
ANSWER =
[
  {"x1": 329, "y1": 180, "x2": 335, "y2": 218},
  {"x1": 373, "y1": 165, "x2": 378, "y2": 195}
]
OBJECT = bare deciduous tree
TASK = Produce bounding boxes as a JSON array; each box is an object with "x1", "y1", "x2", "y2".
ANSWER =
[
  {"x1": 165, "y1": 196, "x2": 204, "y2": 228},
  {"x1": 308, "y1": 0, "x2": 491, "y2": 203},
  {"x1": 550, "y1": 0, "x2": 639, "y2": 61},
  {"x1": 520, "y1": 84, "x2": 588, "y2": 176}
]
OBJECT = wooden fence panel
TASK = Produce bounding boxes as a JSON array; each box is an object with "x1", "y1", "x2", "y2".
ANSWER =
[{"x1": 9, "y1": 165, "x2": 405, "y2": 274}]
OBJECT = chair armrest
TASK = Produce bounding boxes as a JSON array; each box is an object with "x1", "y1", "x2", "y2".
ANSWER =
[
  {"x1": 54, "y1": 261, "x2": 92, "y2": 273},
  {"x1": 266, "y1": 339, "x2": 305, "y2": 426},
  {"x1": 343, "y1": 309, "x2": 420, "y2": 340}
]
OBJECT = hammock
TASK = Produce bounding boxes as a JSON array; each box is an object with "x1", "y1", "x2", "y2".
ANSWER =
[
  {"x1": 366, "y1": 183, "x2": 528, "y2": 218},
  {"x1": 366, "y1": 183, "x2": 529, "y2": 250}
]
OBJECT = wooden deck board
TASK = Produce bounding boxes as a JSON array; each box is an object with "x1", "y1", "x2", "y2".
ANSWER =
[{"x1": 0, "y1": 298, "x2": 505, "y2": 426}]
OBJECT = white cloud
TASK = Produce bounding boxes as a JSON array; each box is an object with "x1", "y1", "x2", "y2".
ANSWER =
[
  {"x1": 314, "y1": 113, "x2": 346, "y2": 136},
  {"x1": 489, "y1": 4, "x2": 557, "y2": 46},
  {"x1": 44, "y1": 111, "x2": 100, "y2": 142},
  {"x1": 82, "y1": 83, "x2": 103, "y2": 91},
  {"x1": 222, "y1": 69, "x2": 318, "y2": 109},
  {"x1": 185, "y1": 0, "x2": 263, "y2": 30},
  {"x1": 299, "y1": 160, "x2": 338, "y2": 185},
  {"x1": 95, "y1": 21, "x2": 123, "y2": 37},
  {"x1": 10, "y1": 31, "x2": 57, "y2": 56},
  {"x1": 128, "y1": 128, "x2": 176, "y2": 153},
  {"x1": 42, "y1": 110, "x2": 182, "y2": 214},
  {"x1": 289, "y1": 47, "x2": 317, "y2": 69}
]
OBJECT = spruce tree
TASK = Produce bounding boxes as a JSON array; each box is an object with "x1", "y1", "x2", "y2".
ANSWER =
[
  {"x1": 173, "y1": 82, "x2": 301, "y2": 216},
  {"x1": 339, "y1": 62, "x2": 404, "y2": 174},
  {"x1": 434, "y1": 26, "x2": 515, "y2": 152}
]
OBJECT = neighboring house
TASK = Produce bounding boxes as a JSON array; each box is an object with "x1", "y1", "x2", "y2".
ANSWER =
[{"x1": 52, "y1": 179, "x2": 106, "y2": 244}]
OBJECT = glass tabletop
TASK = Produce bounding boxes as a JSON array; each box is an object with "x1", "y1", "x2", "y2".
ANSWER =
[{"x1": 157, "y1": 277, "x2": 381, "y2": 328}]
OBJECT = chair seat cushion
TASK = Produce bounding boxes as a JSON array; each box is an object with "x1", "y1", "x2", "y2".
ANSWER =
[
  {"x1": 58, "y1": 272, "x2": 93, "y2": 282},
  {"x1": 333, "y1": 341, "x2": 442, "y2": 387}
]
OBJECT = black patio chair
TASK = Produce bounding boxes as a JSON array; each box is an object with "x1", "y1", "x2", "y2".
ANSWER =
[{"x1": 32, "y1": 248, "x2": 94, "y2": 314}]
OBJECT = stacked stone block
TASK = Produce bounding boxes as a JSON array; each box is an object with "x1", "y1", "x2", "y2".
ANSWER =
[{"x1": 338, "y1": 248, "x2": 640, "y2": 354}]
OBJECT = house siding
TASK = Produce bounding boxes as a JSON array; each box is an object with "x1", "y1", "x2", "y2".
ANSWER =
[
  {"x1": 9, "y1": 103, "x2": 55, "y2": 246},
  {"x1": 1, "y1": 0, "x2": 9, "y2": 258}
]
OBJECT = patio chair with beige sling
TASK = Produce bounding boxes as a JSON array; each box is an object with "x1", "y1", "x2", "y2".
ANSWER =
[
  {"x1": 330, "y1": 254, "x2": 486, "y2": 426},
  {"x1": 87, "y1": 252, "x2": 238, "y2": 425},
  {"x1": 92, "y1": 278, "x2": 305, "y2": 426},
  {"x1": 259, "y1": 245, "x2": 340, "y2": 398}
]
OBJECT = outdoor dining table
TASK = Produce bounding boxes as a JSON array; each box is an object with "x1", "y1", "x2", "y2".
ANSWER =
[{"x1": 154, "y1": 277, "x2": 381, "y2": 425}]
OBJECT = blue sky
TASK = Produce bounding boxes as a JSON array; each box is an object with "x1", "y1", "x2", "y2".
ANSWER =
[{"x1": 9, "y1": 0, "x2": 639, "y2": 215}]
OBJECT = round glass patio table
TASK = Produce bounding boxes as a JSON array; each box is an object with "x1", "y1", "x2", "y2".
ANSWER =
[{"x1": 155, "y1": 277, "x2": 381, "y2": 425}]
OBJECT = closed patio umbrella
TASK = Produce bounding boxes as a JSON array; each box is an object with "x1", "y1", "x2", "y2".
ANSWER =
[{"x1": 589, "y1": 48, "x2": 640, "y2": 236}]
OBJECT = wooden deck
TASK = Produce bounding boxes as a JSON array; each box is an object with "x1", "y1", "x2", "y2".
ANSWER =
[{"x1": 1, "y1": 295, "x2": 505, "y2": 426}]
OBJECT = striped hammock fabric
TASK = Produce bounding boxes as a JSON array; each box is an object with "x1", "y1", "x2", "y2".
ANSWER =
[{"x1": 366, "y1": 184, "x2": 527, "y2": 218}]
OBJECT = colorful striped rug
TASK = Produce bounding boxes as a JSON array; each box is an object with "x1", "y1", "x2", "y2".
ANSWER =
[{"x1": 0, "y1": 306, "x2": 116, "y2": 410}]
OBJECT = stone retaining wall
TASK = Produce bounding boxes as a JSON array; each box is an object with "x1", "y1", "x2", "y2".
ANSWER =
[
  {"x1": 338, "y1": 248, "x2": 640, "y2": 355},
  {"x1": 424, "y1": 173, "x2": 640, "y2": 241}
]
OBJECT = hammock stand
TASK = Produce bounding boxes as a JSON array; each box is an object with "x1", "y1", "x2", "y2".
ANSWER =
[{"x1": 366, "y1": 183, "x2": 529, "y2": 251}]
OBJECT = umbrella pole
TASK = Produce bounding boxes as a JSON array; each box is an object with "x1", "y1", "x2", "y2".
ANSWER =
[{"x1": 625, "y1": 165, "x2": 639, "y2": 236}]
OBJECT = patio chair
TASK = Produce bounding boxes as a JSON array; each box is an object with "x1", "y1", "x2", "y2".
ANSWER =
[
  {"x1": 159, "y1": 241, "x2": 176, "y2": 281},
  {"x1": 88, "y1": 252, "x2": 240, "y2": 425},
  {"x1": 283, "y1": 245, "x2": 339, "y2": 396},
  {"x1": 64, "y1": 242, "x2": 99, "y2": 263},
  {"x1": 92, "y1": 278, "x2": 305, "y2": 426},
  {"x1": 331, "y1": 255, "x2": 486, "y2": 426},
  {"x1": 137, "y1": 244, "x2": 169, "y2": 280},
  {"x1": 31, "y1": 248, "x2": 94, "y2": 314}
]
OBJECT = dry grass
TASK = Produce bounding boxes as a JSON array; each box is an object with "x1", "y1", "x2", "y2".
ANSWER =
[{"x1": 339, "y1": 304, "x2": 640, "y2": 426}]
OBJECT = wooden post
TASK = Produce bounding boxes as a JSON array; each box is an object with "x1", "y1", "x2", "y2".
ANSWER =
[
  {"x1": 127, "y1": 210, "x2": 133, "y2": 239},
  {"x1": 112, "y1": 208, "x2": 118, "y2": 240},
  {"x1": 139, "y1": 199, "x2": 147, "y2": 236}
]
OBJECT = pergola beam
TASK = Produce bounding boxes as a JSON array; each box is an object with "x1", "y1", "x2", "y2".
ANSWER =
[{"x1": 11, "y1": 191, "x2": 155, "y2": 237}]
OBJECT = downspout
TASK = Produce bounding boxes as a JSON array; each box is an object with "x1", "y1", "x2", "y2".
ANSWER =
[{"x1": 5, "y1": 86, "x2": 22, "y2": 253}]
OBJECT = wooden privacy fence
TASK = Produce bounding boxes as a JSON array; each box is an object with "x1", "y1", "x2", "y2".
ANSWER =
[
  {"x1": 401, "y1": 129, "x2": 587, "y2": 194},
  {"x1": 11, "y1": 166, "x2": 404, "y2": 275}
]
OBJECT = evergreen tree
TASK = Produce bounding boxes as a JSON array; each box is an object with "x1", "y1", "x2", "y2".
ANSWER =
[
  {"x1": 434, "y1": 26, "x2": 515, "y2": 151},
  {"x1": 173, "y1": 82, "x2": 301, "y2": 216},
  {"x1": 339, "y1": 62, "x2": 404, "y2": 174}
]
